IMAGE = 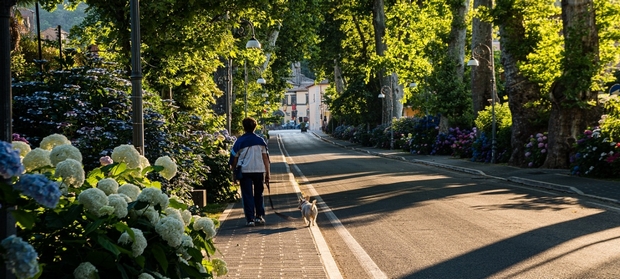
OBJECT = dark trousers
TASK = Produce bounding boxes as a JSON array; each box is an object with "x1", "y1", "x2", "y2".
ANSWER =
[{"x1": 239, "y1": 172, "x2": 265, "y2": 222}]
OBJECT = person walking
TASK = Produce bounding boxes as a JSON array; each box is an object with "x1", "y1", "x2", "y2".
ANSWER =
[{"x1": 232, "y1": 117, "x2": 270, "y2": 226}]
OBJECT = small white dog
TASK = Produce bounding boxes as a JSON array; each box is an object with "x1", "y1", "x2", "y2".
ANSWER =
[{"x1": 298, "y1": 196, "x2": 318, "y2": 227}]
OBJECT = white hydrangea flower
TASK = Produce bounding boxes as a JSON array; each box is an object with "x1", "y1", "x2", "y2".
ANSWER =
[
  {"x1": 193, "y1": 217, "x2": 216, "y2": 240},
  {"x1": 154, "y1": 156, "x2": 177, "y2": 180},
  {"x1": 40, "y1": 133, "x2": 71, "y2": 151},
  {"x1": 177, "y1": 235, "x2": 194, "y2": 260},
  {"x1": 134, "y1": 206, "x2": 160, "y2": 225},
  {"x1": 118, "y1": 183, "x2": 141, "y2": 201},
  {"x1": 139, "y1": 155, "x2": 150, "y2": 169},
  {"x1": 78, "y1": 188, "x2": 109, "y2": 217},
  {"x1": 165, "y1": 208, "x2": 184, "y2": 223},
  {"x1": 50, "y1": 144, "x2": 83, "y2": 166},
  {"x1": 98, "y1": 205, "x2": 115, "y2": 216},
  {"x1": 181, "y1": 210, "x2": 192, "y2": 226},
  {"x1": 108, "y1": 194, "x2": 128, "y2": 218},
  {"x1": 22, "y1": 148, "x2": 52, "y2": 172},
  {"x1": 138, "y1": 273, "x2": 155, "y2": 279},
  {"x1": 137, "y1": 187, "x2": 169, "y2": 210},
  {"x1": 73, "y1": 262, "x2": 98, "y2": 279},
  {"x1": 54, "y1": 158, "x2": 85, "y2": 188},
  {"x1": 97, "y1": 178, "x2": 119, "y2": 195},
  {"x1": 118, "y1": 193, "x2": 132, "y2": 203},
  {"x1": 12, "y1": 141, "x2": 31, "y2": 158},
  {"x1": 155, "y1": 216, "x2": 185, "y2": 247},
  {"x1": 118, "y1": 228, "x2": 147, "y2": 257},
  {"x1": 111, "y1": 144, "x2": 141, "y2": 169}
]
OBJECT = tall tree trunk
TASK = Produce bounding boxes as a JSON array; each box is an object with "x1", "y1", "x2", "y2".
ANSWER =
[
  {"x1": 543, "y1": 0, "x2": 600, "y2": 169},
  {"x1": 496, "y1": 1, "x2": 546, "y2": 167},
  {"x1": 470, "y1": 0, "x2": 494, "y2": 118},
  {"x1": 447, "y1": 0, "x2": 469, "y2": 80},
  {"x1": 373, "y1": 0, "x2": 394, "y2": 122},
  {"x1": 438, "y1": 0, "x2": 469, "y2": 132}
]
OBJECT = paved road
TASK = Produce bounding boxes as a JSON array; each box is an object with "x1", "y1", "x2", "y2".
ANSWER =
[{"x1": 282, "y1": 130, "x2": 620, "y2": 279}]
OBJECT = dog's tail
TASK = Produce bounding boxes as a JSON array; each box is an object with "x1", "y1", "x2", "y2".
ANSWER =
[{"x1": 312, "y1": 200, "x2": 317, "y2": 206}]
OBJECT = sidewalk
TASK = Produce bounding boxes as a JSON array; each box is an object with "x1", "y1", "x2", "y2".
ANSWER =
[
  {"x1": 214, "y1": 137, "x2": 330, "y2": 278},
  {"x1": 311, "y1": 130, "x2": 620, "y2": 205}
]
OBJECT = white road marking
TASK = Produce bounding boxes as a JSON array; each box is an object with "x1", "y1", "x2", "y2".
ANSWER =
[{"x1": 277, "y1": 135, "x2": 388, "y2": 279}]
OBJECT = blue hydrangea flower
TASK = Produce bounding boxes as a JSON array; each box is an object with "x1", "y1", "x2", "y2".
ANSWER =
[
  {"x1": 1, "y1": 235, "x2": 40, "y2": 279},
  {"x1": 14, "y1": 174, "x2": 61, "y2": 208},
  {"x1": 0, "y1": 141, "x2": 25, "y2": 179}
]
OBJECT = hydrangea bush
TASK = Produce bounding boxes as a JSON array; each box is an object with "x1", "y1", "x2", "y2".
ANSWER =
[
  {"x1": 403, "y1": 115, "x2": 440, "y2": 155},
  {"x1": 523, "y1": 133, "x2": 548, "y2": 168},
  {"x1": 12, "y1": 56, "x2": 237, "y2": 205},
  {"x1": 0, "y1": 134, "x2": 228, "y2": 278},
  {"x1": 570, "y1": 127, "x2": 620, "y2": 178}
]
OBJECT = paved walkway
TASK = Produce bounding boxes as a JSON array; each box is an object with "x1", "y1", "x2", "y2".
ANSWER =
[
  {"x1": 214, "y1": 136, "x2": 331, "y2": 278},
  {"x1": 214, "y1": 130, "x2": 620, "y2": 278}
]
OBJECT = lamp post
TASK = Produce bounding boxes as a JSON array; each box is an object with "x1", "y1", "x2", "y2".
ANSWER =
[
  {"x1": 468, "y1": 43, "x2": 497, "y2": 163},
  {"x1": 239, "y1": 19, "x2": 261, "y2": 118},
  {"x1": 130, "y1": 0, "x2": 144, "y2": 155},
  {"x1": 378, "y1": 77, "x2": 394, "y2": 150},
  {"x1": 1, "y1": 1, "x2": 17, "y2": 278}
]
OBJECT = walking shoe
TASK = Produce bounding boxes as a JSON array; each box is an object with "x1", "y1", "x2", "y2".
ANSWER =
[
  {"x1": 246, "y1": 221, "x2": 255, "y2": 227},
  {"x1": 254, "y1": 216, "x2": 265, "y2": 225}
]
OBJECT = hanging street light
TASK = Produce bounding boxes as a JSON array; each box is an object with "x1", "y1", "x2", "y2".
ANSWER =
[{"x1": 240, "y1": 19, "x2": 262, "y2": 118}]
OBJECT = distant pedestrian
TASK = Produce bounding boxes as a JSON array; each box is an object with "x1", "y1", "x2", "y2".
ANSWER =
[{"x1": 232, "y1": 117, "x2": 271, "y2": 226}]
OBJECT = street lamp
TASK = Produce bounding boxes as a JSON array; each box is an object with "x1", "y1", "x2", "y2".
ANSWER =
[
  {"x1": 378, "y1": 77, "x2": 394, "y2": 150},
  {"x1": 240, "y1": 19, "x2": 261, "y2": 118},
  {"x1": 468, "y1": 43, "x2": 497, "y2": 163}
]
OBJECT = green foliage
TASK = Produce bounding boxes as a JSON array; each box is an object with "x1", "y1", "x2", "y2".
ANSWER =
[
  {"x1": 599, "y1": 98, "x2": 620, "y2": 141},
  {"x1": 430, "y1": 58, "x2": 473, "y2": 127}
]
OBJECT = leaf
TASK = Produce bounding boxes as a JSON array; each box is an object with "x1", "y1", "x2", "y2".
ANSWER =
[
  {"x1": 114, "y1": 222, "x2": 133, "y2": 239},
  {"x1": 116, "y1": 263, "x2": 129, "y2": 279},
  {"x1": 151, "y1": 243, "x2": 168, "y2": 273},
  {"x1": 186, "y1": 247, "x2": 203, "y2": 262},
  {"x1": 128, "y1": 201, "x2": 149, "y2": 211},
  {"x1": 178, "y1": 260, "x2": 206, "y2": 278},
  {"x1": 168, "y1": 198, "x2": 187, "y2": 210},
  {"x1": 205, "y1": 240, "x2": 217, "y2": 256},
  {"x1": 97, "y1": 235, "x2": 121, "y2": 257},
  {"x1": 150, "y1": 181, "x2": 162, "y2": 189},
  {"x1": 84, "y1": 218, "x2": 105, "y2": 235},
  {"x1": 135, "y1": 255, "x2": 146, "y2": 268},
  {"x1": 111, "y1": 162, "x2": 128, "y2": 176},
  {"x1": 10, "y1": 209, "x2": 36, "y2": 229},
  {"x1": 85, "y1": 168, "x2": 104, "y2": 187}
]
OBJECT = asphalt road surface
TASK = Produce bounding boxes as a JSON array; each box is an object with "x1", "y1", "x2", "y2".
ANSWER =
[{"x1": 272, "y1": 130, "x2": 620, "y2": 279}]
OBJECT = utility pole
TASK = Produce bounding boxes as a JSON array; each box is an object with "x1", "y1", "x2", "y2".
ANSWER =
[{"x1": 1, "y1": 1, "x2": 18, "y2": 278}]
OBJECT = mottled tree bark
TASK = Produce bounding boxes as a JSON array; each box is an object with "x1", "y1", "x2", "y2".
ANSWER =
[
  {"x1": 470, "y1": 0, "x2": 494, "y2": 118},
  {"x1": 496, "y1": 1, "x2": 546, "y2": 167},
  {"x1": 543, "y1": 0, "x2": 600, "y2": 168}
]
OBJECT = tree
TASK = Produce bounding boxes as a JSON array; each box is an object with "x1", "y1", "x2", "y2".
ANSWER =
[
  {"x1": 470, "y1": 0, "x2": 495, "y2": 118},
  {"x1": 493, "y1": 0, "x2": 558, "y2": 167},
  {"x1": 544, "y1": 0, "x2": 601, "y2": 168}
]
